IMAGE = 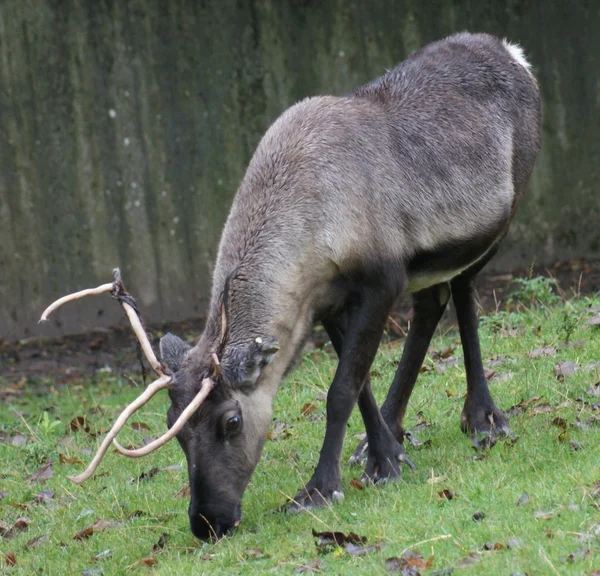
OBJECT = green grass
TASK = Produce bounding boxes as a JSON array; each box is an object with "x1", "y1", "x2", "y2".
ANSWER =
[{"x1": 1, "y1": 287, "x2": 599, "y2": 575}]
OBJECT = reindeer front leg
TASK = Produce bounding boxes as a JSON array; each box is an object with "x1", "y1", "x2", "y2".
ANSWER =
[{"x1": 288, "y1": 282, "x2": 396, "y2": 511}]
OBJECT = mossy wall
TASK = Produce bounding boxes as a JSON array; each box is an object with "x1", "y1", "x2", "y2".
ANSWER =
[{"x1": 1, "y1": 0, "x2": 598, "y2": 340}]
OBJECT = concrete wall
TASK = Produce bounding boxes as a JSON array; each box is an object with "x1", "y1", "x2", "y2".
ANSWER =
[{"x1": 1, "y1": 0, "x2": 598, "y2": 341}]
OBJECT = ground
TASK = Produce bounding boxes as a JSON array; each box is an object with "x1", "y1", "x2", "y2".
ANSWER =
[{"x1": 0, "y1": 265, "x2": 599, "y2": 575}]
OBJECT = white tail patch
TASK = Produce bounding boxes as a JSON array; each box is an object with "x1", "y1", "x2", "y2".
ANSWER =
[{"x1": 503, "y1": 40, "x2": 532, "y2": 71}]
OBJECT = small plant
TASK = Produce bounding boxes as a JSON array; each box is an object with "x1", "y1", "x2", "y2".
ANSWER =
[
  {"x1": 510, "y1": 276, "x2": 559, "y2": 308},
  {"x1": 557, "y1": 307, "x2": 579, "y2": 344},
  {"x1": 38, "y1": 410, "x2": 62, "y2": 439}
]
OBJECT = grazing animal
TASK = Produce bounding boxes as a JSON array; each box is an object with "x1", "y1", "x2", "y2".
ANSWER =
[{"x1": 43, "y1": 32, "x2": 541, "y2": 540}]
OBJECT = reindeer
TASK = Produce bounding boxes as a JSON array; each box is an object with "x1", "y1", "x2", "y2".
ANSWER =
[{"x1": 41, "y1": 32, "x2": 541, "y2": 540}]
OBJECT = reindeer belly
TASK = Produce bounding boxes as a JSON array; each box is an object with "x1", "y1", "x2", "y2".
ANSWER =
[{"x1": 404, "y1": 223, "x2": 504, "y2": 292}]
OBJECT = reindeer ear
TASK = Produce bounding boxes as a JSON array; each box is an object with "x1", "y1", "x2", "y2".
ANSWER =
[{"x1": 159, "y1": 333, "x2": 191, "y2": 373}]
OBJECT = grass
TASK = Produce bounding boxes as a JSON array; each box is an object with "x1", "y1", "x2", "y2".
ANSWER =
[{"x1": 1, "y1": 281, "x2": 599, "y2": 575}]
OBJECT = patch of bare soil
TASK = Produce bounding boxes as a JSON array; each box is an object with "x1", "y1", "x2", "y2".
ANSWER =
[{"x1": 1, "y1": 258, "x2": 598, "y2": 388}]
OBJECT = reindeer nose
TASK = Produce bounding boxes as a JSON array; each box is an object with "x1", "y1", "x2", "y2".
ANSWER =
[{"x1": 189, "y1": 508, "x2": 241, "y2": 541}]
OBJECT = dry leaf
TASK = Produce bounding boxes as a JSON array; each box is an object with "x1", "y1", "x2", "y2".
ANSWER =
[
  {"x1": 11, "y1": 434, "x2": 27, "y2": 447},
  {"x1": 527, "y1": 346, "x2": 556, "y2": 358},
  {"x1": 25, "y1": 462, "x2": 53, "y2": 483},
  {"x1": 26, "y1": 534, "x2": 50, "y2": 548},
  {"x1": 300, "y1": 403, "x2": 318, "y2": 417},
  {"x1": 350, "y1": 477, "x2": 365, "y2": 490},
  {"x1": 176, "y1": 484, "x2": 190, "y2": 498},
  {"x1": 33, "y1": 489, "x2": 55, "y2": 504},
  {"x1": 131, "y1": 421, "x2": 151, "y2": 431},
  {"x1": 70, "y1": 416, "x2": 90, "y2": 433},
  {"x1": 458, "y1": 552, "x2": 481, "y2": 566},
  {"x1": 552, "y1": 417, "x2": 568, "y2": 430},
  {"x1": 345, "y1": 542, "x2": 381, "y2": 557},
  {"x1": 312, "y1": 528, "x2": 366, "y2": 551},
  {"x1": 137, "y1": 557, "x2": 158, "y2": 567},
  {"x1": 137, "y1": 467, "x2": 160, "y2": 482},
  {"x1": 152, "y1": 532, "x2": 168, "y2": 553},
  {"x1": 438, "y1": 489, "x2": 454, "y2": 501},
  {"x1": 5, "y1": 552, "x2": 16, "y2": 567},
  {"x1": 294, "y1": 559, "x2": 321, "y2": 573},
  {"x1": 0, "y1": 517, "x2": 31, "y2": 539},
  {"x1": 59, "y1": 453, "x2": 84, "y2": 465},
  {"x1": 586, "y1": 314, "x2": 600, "y2": 325},
  {"x1": 472, "y1": 511, "x2": 486, "y2": 521},
  {"x1": 74, "y1": 518, "x2": 120, "y2": 541},
  {"x1": 554, "y1": 361, "x2": 578, "y2": 380}
]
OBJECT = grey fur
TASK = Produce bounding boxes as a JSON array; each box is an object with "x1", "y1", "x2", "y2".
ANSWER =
[{"x1": 166, "y1": 32, "x2": 541, "y2": 539}]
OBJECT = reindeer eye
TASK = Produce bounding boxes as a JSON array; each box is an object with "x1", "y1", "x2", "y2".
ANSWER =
[{"x1": 226, "y1": 415, "x2": 241, "y2": 433}]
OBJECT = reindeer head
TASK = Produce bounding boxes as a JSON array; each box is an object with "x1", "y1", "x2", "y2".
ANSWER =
[{"x1": 39, "y1": 269, "x2": 279, "y2": 540}]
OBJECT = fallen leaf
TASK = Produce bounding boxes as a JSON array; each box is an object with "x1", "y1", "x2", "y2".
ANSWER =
[
  {"x1": 350, "y1": 477, "x2": 365, "y2": 490},
  {"x1": 432, "y1": 346, "x2": 455, "y2": 360},
  {"x1": 176, "y1": 484, "x2": 190, "y2": 498},
  {"x1": 570, "y1": 441, "x2": 583, "y2": 451},
  {"x1": 385, "y1": 549, "x2": 429, "y2": 574},
  {"x1": 345, "y1": 542, "x2": 381, "y2": 557},
  {"x1": 505, "y1": 396, "x2": 542, "y2": 416},
  {"x1": 530, "y1": 403, "x2": 554, "y2": 415},
  {"x1": 517, "y1": 492, "x2": 530, "y2": 506},
  {"x1": 300, "y1": 403, "x2": 318, "y2": 417},
  {"x1": 457, "y1": 552, "x2": 481, "y2": 566},
  {"x1": 527, "y1": 346, "x2": 556, "y2": 358},
  {"x1": 294, "y1": 559, "x2": 321, "y2": 573},
  {"x1": 554, "y1": 361, "x2": 578, "y2": 380},
  {"x1": 11, "y1": 434, "x2": 27, "y2": 447},
  {"x1": 70, "y1": 416, "x2": 90, "y2": 433},
  {"x1": 59, "y1": 453, "x2": 84, "y2": 465},
  {"x1": 481, "y1": 541, "x2": 504, "y2": 550},
  {"x1": 136, "y1": 557, "x2": 158, "y2": 567},
  {"x1": 267, "y1": 421, "x2": 293, "y2": 440},
  {"x1": 506, "y1": 538, "x2": 523, "y2": 550},
  {"x1": 472, "y1": 511, "x2": 486, "y2": 521},
  {"x1": 131, "y1": 421, "x2": 151, "y2": 431},
  {"x1": 312, "y1": 528, "x2": 366, "y2": 551},
  {"x1": 25, "y1": 462, "x2": 53, "y2": 483},
  {"x1": 26, "y1": 534, "x2": 50, "y2": 548},
  {"x1": 244, "y1": 548, "x2": 267, "y2": 559},
  {"x1": 586, "y1": 314, "x2": 600, "y2": 325},
  {"x1": 92, "y1": 549, "x2": 112, "y2": 561},
  {"x1": 74, "y1": 518, "x2": 120, "y2": 541},
  {"x1": 81, "y1": 568, "x2": 104, "y2": 576},
  {"x1": 552, "y1": 417, "x2": 568, "y2": 430},
  {"x1": 5, "y1": 552, "x2": 16, "y2": 567},
  {"x1": 565, "y1": 548, "x2": 589, "y2": 563},
  {"x1": 586, "y1": 382, "x2": 600, "y2": 397},
  {"x1": 137, "y1": 467, "x2": 160, "y2": 482},
  {"x1": 534, "y1": 510, "x2": 554, "y2": 520},
  {"x1": 484, "y1": 368, "x2": 496, "y2": 380},
  {"x1": 33, "y1": 489, "x2": 55, "y2": 505},
  {"x1": 438, "y1": 489, "x2": 454, "y2": 501},
  {"x1": 0, "y1": 517, "x2": 31, "y2": 539},
  {"x1": 152, "y1": 532, "x2": 168, "y2": 553}
]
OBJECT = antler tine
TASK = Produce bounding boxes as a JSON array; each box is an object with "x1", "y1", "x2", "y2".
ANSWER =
[
  {"x1": 39, "y1": 283, "x2": 115, "y2": 322},
  {"x1": 113, "y1": 377, "x2": 214, "y2": 458},
  {"x1": 67, "y1": 374, "x2": 172, "y2": 484},
  {"x1": 39, "y1": 269, "x2": 163, "y2": 376}
]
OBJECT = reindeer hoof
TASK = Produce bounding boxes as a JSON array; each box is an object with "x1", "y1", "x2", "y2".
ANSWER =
[
  {"x1": 461, "y1": 403, "x2": 510, "y2": 438},
  {"x1": 361, "y1": 442, "x2": 416, "y2": 485},
  {"x1": 286, "y1": 481, "x2": 344, "y2": 512}
]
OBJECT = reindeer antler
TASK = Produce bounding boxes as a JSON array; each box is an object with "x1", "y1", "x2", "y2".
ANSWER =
[{"x1": 39, "y1": 269, "x2": 213, "y2": 483}]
